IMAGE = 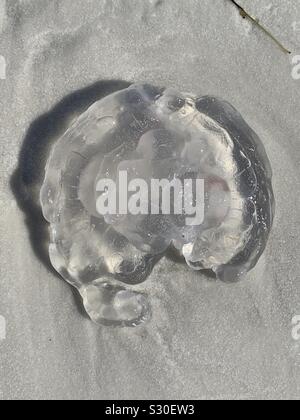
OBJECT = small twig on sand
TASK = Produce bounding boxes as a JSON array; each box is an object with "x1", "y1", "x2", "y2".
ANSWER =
[{"x1": 229, "y1": 0, "x2": 291, "y2": 54}]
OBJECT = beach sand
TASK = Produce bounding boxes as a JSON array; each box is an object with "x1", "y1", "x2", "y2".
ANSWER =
[{"x1": 0, "y1": 0, "x2": 300, "y2": 399}]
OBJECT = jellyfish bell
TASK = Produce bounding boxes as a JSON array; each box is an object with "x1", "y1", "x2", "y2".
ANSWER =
[{"x1": 40, "y1": 84, "x2": 274, "y2": 326}]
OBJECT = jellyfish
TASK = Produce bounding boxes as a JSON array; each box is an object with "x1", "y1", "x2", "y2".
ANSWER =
[{"x1": 40, "y1": 84, "x2": 274, "y2": 326}]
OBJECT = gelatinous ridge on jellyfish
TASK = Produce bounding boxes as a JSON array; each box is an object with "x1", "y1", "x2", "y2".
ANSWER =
[{"x1": 40, "y1": 84, "x2": 274, "y2": 326}]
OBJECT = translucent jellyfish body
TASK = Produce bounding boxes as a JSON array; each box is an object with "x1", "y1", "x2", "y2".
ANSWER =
[{"x1": 40, "y1": 84, "x2": 274, "y2": 326}]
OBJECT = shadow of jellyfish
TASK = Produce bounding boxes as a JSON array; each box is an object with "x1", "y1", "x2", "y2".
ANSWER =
[{"x1": 10, "y1": 79, "x2": 131, "y2": 298}]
